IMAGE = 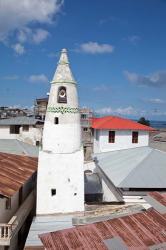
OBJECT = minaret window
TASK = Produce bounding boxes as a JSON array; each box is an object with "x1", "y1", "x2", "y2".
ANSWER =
[
  {"x1": 58, "y1": 86, "x2": 67, "y2": 103},
  {"x1": 51, "y1": 189, "x2": 56, "y2": 196},
  {"x1": 54, "y1": 117, "x2": 59, "y2": 124}
]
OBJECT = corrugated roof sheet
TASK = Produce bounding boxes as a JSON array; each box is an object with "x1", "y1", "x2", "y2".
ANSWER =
[
  {"x1": 92, "y1": 116, "x2": 154, "y2": 131},
  {"x1": 39, "y1": 193, "x2": 166, "y2": 250},
  {"x1": 25, "y1": 215, "x2": 73, "y2": 247},
  {"x1": 0, "y1": 116, "x2": 43, "y2": 126},
  {"x1": 0, "y1": 152, "x2": 38, "y2": 197},
  {"x1": 0, "y1": 139, "x2": 39, "y2": 157},
  {"x1": 95, "y1": 146, "x2": 166, "y2": 188}
]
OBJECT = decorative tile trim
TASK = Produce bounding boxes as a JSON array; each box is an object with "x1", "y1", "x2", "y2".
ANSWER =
[{"x1": 47, "y1": 106, "x2": 79, "y2": 114}]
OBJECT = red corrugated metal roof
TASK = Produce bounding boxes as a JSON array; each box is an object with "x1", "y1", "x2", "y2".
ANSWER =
[
  {"x1": 40, "y1": 193, "x2": 166, "y2": 250},
  {"x1": 92, "y1": 116, "x2": 154, "y2": 131},
  {"x1": 0, "y1": 152, "x2": 38, "y2": 198}
]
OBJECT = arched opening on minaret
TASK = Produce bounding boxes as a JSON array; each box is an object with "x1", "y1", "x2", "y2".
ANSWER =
[{"x1": 57, "y1": 86, "x2": 67, "y2": 103}]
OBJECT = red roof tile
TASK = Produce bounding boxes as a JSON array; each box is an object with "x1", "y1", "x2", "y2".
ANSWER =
[
  {"x1": 40, "y1": 193, "x2": 166, "y2": 250},
  {"x1": 0, "y1": 152, "x2": 38, "y2": 198},
  {"x1": 92, "y1": 116, "x2": 154, "y2": 131}
]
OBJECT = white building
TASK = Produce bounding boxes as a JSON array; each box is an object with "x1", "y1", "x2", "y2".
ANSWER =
[
  {"x1": 0, "y1": 117, "x2": 43, "y2": 146},
  {"x1": 92, "y1": 116, "x2": 153, "y2": 153},
  {"x1": 0, "y1": 152, "x2": 38, "y2": 250},
  {"x1": 90, "y1": 116, "x2": 166, "y2": 207},
  {"x1": 37, "y1": 48, "x2": 84, "y2": 214}
]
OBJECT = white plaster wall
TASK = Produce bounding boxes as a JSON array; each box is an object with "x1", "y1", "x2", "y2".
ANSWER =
[
  {"x1": 0, "y1": 192, "x2": 19, "y2": 223},
  {"x1": 0, "y1": 125, "x2": 42, "y2": 145},
  {"x1": 37, "y1": 149, "x2": 84, "y2": 214},
  {"x1": 102, "y1": 180, "x2": 119, "y2": 202},
  {"x1": 0, "y1": 126, "x2": 16, "y2": 139},
  {"x1": 94, "y1": 129, "x2": 149, "y2": 153},
  {"x1": 43, "y1": 122, "x2": 81, "y2": 153},
  {"x1": 43, "y1": 82, "x2": 81, "y2": 153},
  {"x1": 18, "y1": 126, "x2": 42, "y2": 145}
]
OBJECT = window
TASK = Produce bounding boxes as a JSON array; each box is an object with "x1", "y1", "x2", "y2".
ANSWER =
[
  {"x1": 96, "y1": 130, "x2": 99, "y2": 141},
  {"x1": 83, "y1": 127, "x2": 88, "y2": 131},
  {"x1": 57, "y1": 86, "x2": 67, "y2": 103},
  {"x1": 5, "y1": 198, "x2": 11, "y2": 209},
  {"x1": 132, "y1": 131, "x2": 138, "y2": 143},
  {"x1": 36, "y1": 141, "x2": 40, "y2": 146},
  {"x1": 10, "y1": 125, "x2": 20, "y2": 134},
  {"x1": 51, "y1": 189, "x2": 56, "y2": 196},
  {"x1": 108, "y1": 131, "x2": 115, "y2": 143},
  {"x1": 54, "y1": 117, "x2": 59, "y2": 124},
  {"x1": 22, "y1": 125, "x2": 29, "y2": 131},
  {"x1": 81, "y1": 114, "x2": 87, "y2": 119}
]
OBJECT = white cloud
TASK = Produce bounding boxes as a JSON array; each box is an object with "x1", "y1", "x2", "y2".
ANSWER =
[
  {"x1": 17, "y1": 28, "x2": 49, "y2": 44},
  {"x1": 2, "y1": 75, "x2": 19, "y2": 80},
  {"x1": 93, "y1": 84, "x2": 111, "y2": 91},
  {"x1": 12, "y1": 43, "x2": 25, "y2": 55},
  {"x1": 144, "y1": 98, "x2": 166, "y2": 104},
  {"x1": 0, "y1": 0, "x2": 63, "y2": 54},
  {"x1": 28, "y1": 74, "x2": 48, "y2": 83},
  {"x1": 79, "y1": 42, "x2": 114, "y2": 54},
  {"x1": 95, "y1": 106, "x2": 138, "y2": 116},
  {"x1": 32, "y1": 29, "x2": 50, "y2": 44},
  {"x1": 125, "y1": 35, "x2": 140, "y2": 45},
  {"x1": 124, "y1": 70, "x2": 166, "y2": 87},
  {"x1": 95, "y1": 106, "x2": 166, "y2": 117},
  {"x1": 0, "y1": 0, "x2": 63, "y2": 41}
]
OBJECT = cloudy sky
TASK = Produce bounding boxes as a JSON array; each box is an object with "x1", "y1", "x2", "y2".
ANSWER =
[{"x1": 0, "y1": 0, "x2": 166, "y2": 120}]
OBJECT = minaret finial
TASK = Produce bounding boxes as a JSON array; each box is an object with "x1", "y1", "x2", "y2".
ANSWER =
[
  {"x1": 51, "y1": 48, "x2": 76, "y2": 84},
  {"x1": 59, "y1": 48, "x2": 69, "y2": 65}
]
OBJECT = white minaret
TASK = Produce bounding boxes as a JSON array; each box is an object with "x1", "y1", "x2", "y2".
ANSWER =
[{"x1": 37, "y1": 49, "x2": 84, "y2": 214}]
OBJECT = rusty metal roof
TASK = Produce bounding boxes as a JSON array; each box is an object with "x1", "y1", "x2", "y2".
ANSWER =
[
  {"x1": 40, "y1": 192, "x2": 166, "y2": 250},
  {"x1": 0, "y1": 152, "x2": 38, "y2": 198}
]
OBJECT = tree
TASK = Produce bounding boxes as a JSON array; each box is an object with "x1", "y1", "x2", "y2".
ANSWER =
[{"x1": 138, "y1": 117, "x2": 150, "y2": 126}]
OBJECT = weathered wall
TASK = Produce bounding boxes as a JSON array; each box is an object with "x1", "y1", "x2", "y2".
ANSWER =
[
  {"x1": 0, "y1": 125, "x2": 42, "y2": 145},
  {"x1": 37, "y1": 149, "x2": 84, "y2": 214},
  {"x1": 0, "y1": 192, "x2": 19, "y2": 223}
]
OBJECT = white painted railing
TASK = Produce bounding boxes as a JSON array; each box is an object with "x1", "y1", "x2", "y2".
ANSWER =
[{"x1": 0, "y1": 224, "x2": 13, "y2": 239}]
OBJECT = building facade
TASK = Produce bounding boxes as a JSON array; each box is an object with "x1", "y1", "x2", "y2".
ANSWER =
[
  {"x1": 0, "y1": 117, "x2": 43, "y2": 146},
  {"x1": 37, "y1": 49, "x2": 84, "y2": 214},
  {"x1": 92, "y1": 116, "x2": 153, "y2": 153},
  {"x1": 0, "y1": 153, "x2": 37, "y2": 250}
]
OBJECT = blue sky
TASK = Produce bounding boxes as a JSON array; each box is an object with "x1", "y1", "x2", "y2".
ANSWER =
[{"x1": 0, "y1": 0, "x2": 166, "y2": 120}]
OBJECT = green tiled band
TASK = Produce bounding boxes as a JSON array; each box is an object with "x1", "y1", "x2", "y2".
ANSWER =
[{"x1": 47, "y1": 106, "x2": 79, "y2": 114}]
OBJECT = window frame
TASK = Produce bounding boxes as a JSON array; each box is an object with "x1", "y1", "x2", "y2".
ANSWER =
[
  {"x1": 54, "y1": 117, "x2": 59, "y2": 124},
  {"x1": 108, "y1": 130, "x2": 115, "y2": 143},
  {"x1": 10, "y1": 125, "x2": 20, "y2": 134},
  {"x1": 57, "y1": 86, "x2": 67, "y2": 103},
  {"x1": 132, "y1": 131, "x2": 139, "y2": 143},
  {"x1": 22, "y1": 125, "x2": 29, "y2": 132}
]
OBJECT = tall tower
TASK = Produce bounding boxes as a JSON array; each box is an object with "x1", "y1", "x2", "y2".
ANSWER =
[{"x1": 37, "y1": 49, "x2": 84, "y2": 214}]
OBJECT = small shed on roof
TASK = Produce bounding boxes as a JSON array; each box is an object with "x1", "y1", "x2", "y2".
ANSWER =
[
  {"x1": 94, "y1": 146, "x2": 166, "y2": 189},
  {"x1": 39, "y1": 192, "x2": 166, "y2": 250},
  {"x1": 0, "y1": 152, "x2": 38, "y2": 198},
  {"x1": 84, "y1": 173, "x2": 103, "y2": 202}
]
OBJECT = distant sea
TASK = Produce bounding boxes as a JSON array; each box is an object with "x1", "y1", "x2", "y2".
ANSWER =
[{"x1": 150, "y1": 120, "x2": 166, "y2": 129}]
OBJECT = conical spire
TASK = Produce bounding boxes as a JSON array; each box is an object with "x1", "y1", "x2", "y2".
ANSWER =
[{"x1": 51, "y1": 48, "x2": 76, "y2": 84}]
